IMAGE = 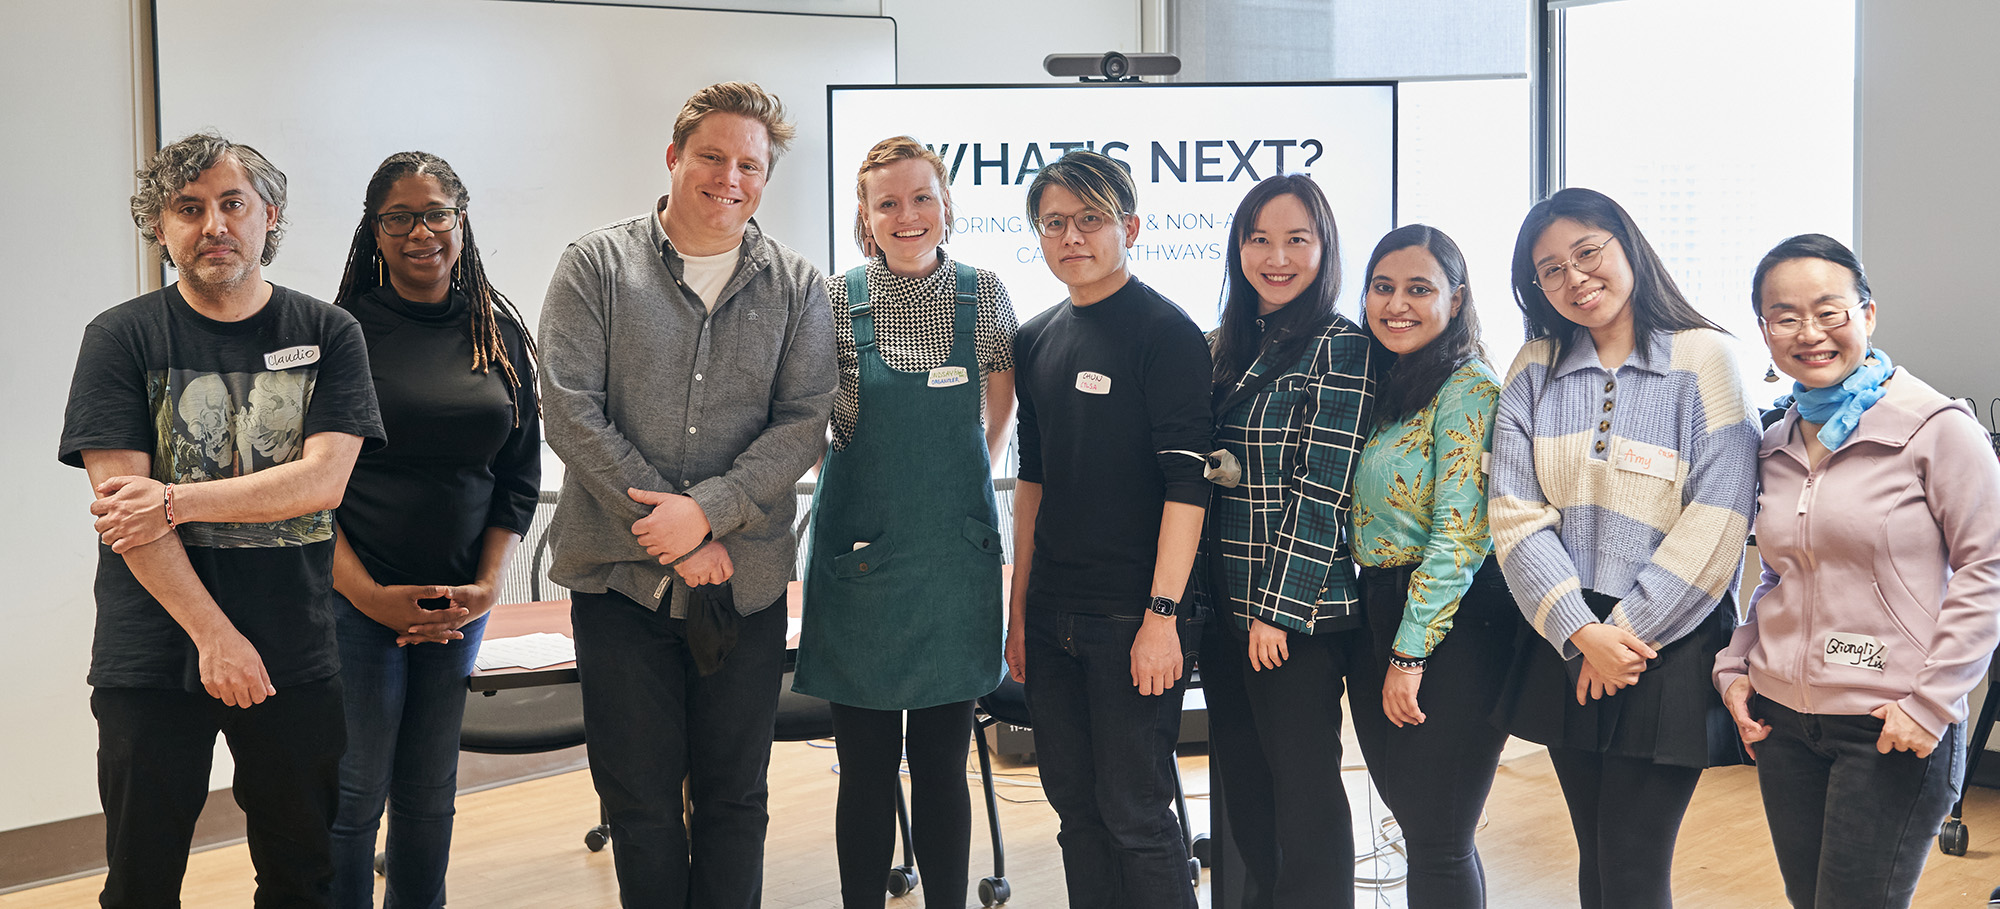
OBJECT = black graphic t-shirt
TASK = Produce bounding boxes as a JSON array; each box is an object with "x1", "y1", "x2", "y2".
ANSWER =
[{"x1": 59, "y1": 284, "x2": 385, "y2": 691}]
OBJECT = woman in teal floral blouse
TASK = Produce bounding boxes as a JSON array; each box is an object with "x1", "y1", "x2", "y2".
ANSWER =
[{"x1": 1347, "y1": 224, "x2": 1517, "y2": 907}]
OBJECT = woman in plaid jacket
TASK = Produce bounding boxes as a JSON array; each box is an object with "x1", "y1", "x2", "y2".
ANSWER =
[{"x1": 1194, "y1": 174, "x2": 1376, "y2": 909}]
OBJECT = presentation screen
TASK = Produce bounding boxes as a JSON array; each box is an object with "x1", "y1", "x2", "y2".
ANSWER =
[{"x1": 828, "y1": 83, "x2": 1397, "y2": 329}]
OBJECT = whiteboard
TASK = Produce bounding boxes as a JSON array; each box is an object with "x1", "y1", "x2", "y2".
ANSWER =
[{"x1": 155, "y1": 0, "x2": 896, "y2": 321}]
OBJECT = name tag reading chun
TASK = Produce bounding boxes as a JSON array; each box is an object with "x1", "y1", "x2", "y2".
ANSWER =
[
  {"x1": 1613, "y1": 440, "x2": 1678, "y2": 481},
  {"x1": 928, "y1": 366, "x2": 969, "y2": 388},
  {"x1": 1075, "y1": 371, "x2": 1111, "y2": 395},
  {"x1": 264, "y1": 345, "x2": 321, "y2": 370},
  {"x1": 1823, "y1": 632, "x2": 1887, "y2": 671}
]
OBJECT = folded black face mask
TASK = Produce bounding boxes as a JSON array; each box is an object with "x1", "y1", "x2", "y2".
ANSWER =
[{"x1": 685, "y1": 580, "x2": 740, "y2": 677}]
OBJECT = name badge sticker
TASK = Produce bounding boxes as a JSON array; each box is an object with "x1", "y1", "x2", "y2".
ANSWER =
[
  {"x1": 1613, "y1": 440, "x2": 1679, "y2": 481},
  {"x1": 1075, "y1": 371, "x2": 1111, "y2": 395},
  {"x1": 264, "y1": 345, "x2": 321, "y2": 370},
  {"x1": 1823, "y1": 631, "x2": 1887, "y2": 671},
  {"x1": 928, "y1": 366, "x2": 969, "y2": 388}
]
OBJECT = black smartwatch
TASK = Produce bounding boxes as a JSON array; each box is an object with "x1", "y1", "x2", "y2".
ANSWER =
[{"x1": 1147, "y1": 595, "x2": 1178, "y2": 618}]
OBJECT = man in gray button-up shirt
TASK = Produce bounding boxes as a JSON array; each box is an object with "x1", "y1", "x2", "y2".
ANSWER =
[{"x1": 538, "y1": 81, "x2": 835, "y2": 909}]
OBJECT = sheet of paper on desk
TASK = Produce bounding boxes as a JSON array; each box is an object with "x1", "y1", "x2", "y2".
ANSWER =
[
  {"x1": 475, "y1": 632, "x2": 577, "y2": 671},
  {"x1": 787, "y1": 617, "x2": 803, "y2": 642}
]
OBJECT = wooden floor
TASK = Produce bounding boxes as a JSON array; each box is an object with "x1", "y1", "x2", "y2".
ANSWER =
[{"x1": 7, "y1": 735, "x2": 2000, "y2": 908}]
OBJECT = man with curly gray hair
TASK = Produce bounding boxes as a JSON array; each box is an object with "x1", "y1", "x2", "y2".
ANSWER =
[{"x1": 60, "y1": 132, "x2": 384, "y2": 906}]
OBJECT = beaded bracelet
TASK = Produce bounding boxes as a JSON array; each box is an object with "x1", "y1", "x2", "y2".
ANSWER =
[
  {"x1": 163, "y1": 483, "x2": 177, "y2": 529},
  {"x1": 1388, "y1": 653, "x2": 1426, "y2": 674}
]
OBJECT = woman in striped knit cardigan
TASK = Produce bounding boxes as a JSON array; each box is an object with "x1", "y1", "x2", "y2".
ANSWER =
[{"x1": 1487, "y1": 188, "x2": 1761, "y2": 909}]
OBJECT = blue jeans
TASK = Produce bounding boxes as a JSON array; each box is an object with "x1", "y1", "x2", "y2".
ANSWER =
[
  {"x1": 1024, "y1": 609, "x2": 1197, "y2": 909},
  {"x1": 1752, "y1": 695, "x2": 1961, "y2": 909},
  {"x1": 329, "y1": 597, "x2": 486, "y2": 909},
  {"x1": 572, "y1": 588, "x2": 788, "y2": 909}
]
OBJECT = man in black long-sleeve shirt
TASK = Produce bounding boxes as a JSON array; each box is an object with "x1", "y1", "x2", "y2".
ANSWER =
[{"x1": 1004, "y1": 151, "x2": 1213, "y2": 909}]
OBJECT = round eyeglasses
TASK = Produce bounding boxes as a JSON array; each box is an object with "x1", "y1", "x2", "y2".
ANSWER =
[
  {"x1": 1760, "y1": 302, "x2": 1869, "y2": 337},
  {"x1": 377, "y1": 208, "x2": 460, "y2": 237},
  {"x1": 1535, "y1": 237, "x2": 1617, "y2": 293},
  {"x1": 1034, "y1": 209, "x2": 1122, "y2": 239}
]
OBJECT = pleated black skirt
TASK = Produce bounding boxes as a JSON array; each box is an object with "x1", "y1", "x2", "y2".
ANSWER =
[{"x1": 1492, "y1": 590, "x2": 1747, "y2": 769}]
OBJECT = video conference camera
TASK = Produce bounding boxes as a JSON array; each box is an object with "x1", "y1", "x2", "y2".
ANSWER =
[{"x1": 1043, "y1": 52, "x2": 1182, "y2": 83}]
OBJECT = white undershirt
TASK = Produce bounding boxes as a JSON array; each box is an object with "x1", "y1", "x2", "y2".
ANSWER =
[{"x1": 679, "y1": 247, "x2": 740, "y2": 313}]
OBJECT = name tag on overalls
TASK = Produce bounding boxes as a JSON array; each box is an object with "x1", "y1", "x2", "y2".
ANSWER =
[{"x1": 929, "y1": 366, "x2": 969, "y2": 388}]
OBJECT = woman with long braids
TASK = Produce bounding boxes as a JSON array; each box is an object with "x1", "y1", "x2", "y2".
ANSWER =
[{"x1": 326, "y1": 151, "x2": 541, "y2": 909}]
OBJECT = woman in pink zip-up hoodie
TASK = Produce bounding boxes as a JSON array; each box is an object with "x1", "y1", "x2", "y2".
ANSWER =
[{"x1": 1714, "y1": 233, "x2": 2000, "y2": 909}]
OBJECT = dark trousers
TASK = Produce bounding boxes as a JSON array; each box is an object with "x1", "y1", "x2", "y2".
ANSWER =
[
  {"x1": 571, "y1": 589, "x2": 788, "y2": 909},
  {"x1": 1200, "y1": 618, "x2": 1356, "y2": 909},
  {"x1": 1349, "y1": 565, "x2": 1514, "y2": 908},
  {"x1": 1024, "y1": 609, "x2": 1196, "y2": 909},
  {"x1": 1752, "y1": 695, "x2": 1960, "y2": 909},
  {"x1": 330, "y1": 601, "x2": 486, "y2": 909},
  {"x1": 92, "y1": 677, "x2": 346, "y2": 909},
  {"x1": 828, "y1": 699, "x2": 976, "y2": 909},
  {"x1": 1543, "y1": 746, "x2": 1702, "y2": 909}
]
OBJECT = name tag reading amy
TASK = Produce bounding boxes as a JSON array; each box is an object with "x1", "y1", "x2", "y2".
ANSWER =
[
  {"x1": 1823, "y1": 631, "x2": 1887, "y2": 671},
  {"x1": 1075, "y1": 371, "x2": 1111, "y2": 395},
  {"x1": 1613, "y1": 440, "x2": 1678, "y2": 481},
  {"x1": 928, "y1": 366, "x2": 969, "y2": 388},
  {"x1": 264, "y1": 345, "x2": 321, "y2": 370}
]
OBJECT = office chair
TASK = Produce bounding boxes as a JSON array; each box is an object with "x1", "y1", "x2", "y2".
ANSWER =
[
  {"x1": 1938, "y1": 675, "x2": 2000, "y2": 855},
  {"x1": 463, "y1": 490, "x2": 611, "y2": 851}
]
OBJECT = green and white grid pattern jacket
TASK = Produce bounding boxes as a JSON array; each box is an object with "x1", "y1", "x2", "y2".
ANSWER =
[{"x1": 1197, "y1": 314, "x2": 1376, "y2": 635}]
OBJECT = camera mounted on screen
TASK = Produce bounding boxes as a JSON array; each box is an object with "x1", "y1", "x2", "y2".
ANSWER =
[{"x1": 1043, "y1": 52, "x2": 1182, "y2": 83}]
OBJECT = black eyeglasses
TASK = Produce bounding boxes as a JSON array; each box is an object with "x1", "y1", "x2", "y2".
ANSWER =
[{"x1": 377, "y1": 208, "x2": 460, "y2": 237}]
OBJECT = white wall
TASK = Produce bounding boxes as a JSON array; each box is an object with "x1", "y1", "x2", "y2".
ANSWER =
[
  {"x1": 1857, "y1": 0, "x2": 2000, "y2": 401},
  {"x1": 0, "y1": 0, "x2": 1142, "y2": 835},
  {"x1": 884, "y1": 0, "x2": 1142, "y2": 84},
  {"x1": 0, "y1": 0, "x2": 149, "y2": 833}
]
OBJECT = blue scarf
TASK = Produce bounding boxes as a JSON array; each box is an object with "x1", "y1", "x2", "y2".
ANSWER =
[{"x1": 1792, "y1": 348, "x2": 1894, "y2": 449}]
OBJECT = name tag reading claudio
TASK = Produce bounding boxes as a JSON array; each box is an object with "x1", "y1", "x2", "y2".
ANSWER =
[
  {"x1": 1823, "y1": 631, "x2": 1887, "y2": 671},
  {"x1": 1613, "y1": 440, "x2": 1678, "y2": 481},
  {"x1": 1075, "y1": 371, "x2": 1111, "y2": 395},
  {"x1": 264, "y1": 345, "x2": 321, "y2": 370},
  {"x1": 928, "y1": 366, "x2": 969, "y2": 388}
]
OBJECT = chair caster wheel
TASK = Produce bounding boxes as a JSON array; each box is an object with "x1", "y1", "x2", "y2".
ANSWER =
[
  {"x1": 1190, "y1": 832, "x2": 1212, "y2": 867},
  {"x1": 584, "y1": 824, "x2": 611, "y2": 852},
  {"x1": 373, "y1": 851, "x2": 386, "y2": 877},
  {"x1": 980, "y1": 876, "x2": 1016, "y2": 904},
  {"x1": 886, "y1": 864, "x2": 919, "y2": 897},
  {"x1": 1939, "y1": 819, "x2": 1969, "y2": 856},
  {"x1": 1187, "y1": 856, "x2": 1202, "y2": 886}
]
